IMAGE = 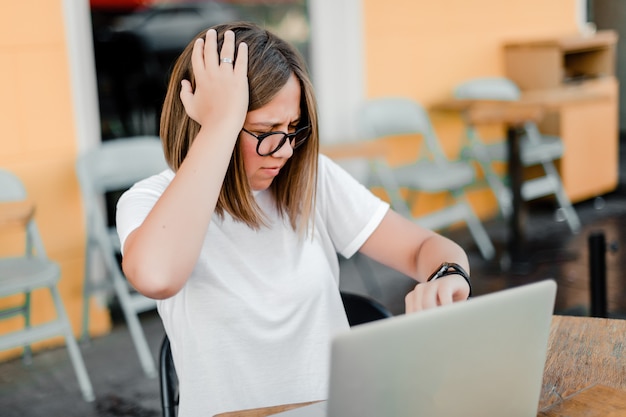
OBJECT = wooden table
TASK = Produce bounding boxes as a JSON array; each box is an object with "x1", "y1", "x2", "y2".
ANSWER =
[
  {"x1": 538, "y1": 315, "x2": 626, "y2": 413},
  {"x1": 215, "y1": 315, "x2": 626, "y2": 417}
]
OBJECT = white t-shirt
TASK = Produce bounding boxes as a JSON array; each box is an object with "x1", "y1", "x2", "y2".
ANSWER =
[{"x1": 116, "y1": 154, "x2": 389, "y2": 417}]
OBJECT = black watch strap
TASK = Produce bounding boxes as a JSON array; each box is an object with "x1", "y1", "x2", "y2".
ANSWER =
[{"x1": 427, "y1": 262, "x2": 472, "y2": 297}]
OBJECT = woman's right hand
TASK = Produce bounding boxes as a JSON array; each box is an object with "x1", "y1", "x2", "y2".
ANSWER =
[
  {"x1": 123, "y1": 30, "x2": 249, "y2": 299},
  {"x1": 180, "y1": 29, "x2": 249, "y2": 131}
]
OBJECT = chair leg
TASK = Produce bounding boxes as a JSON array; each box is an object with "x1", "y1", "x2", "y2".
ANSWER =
[
  {"x1": 22, "y1": 292, "x2": 33, "y2": 365},
  {"x1": 468, "y1": 139, "x2": 513, "y2": 220},
  {"x1": 458, "y1": 199, "x2": 496, "y2": 260},
  {"x1": 482, "y1": 169, "x2": 513, "y2": 220},
  {"x1": 49, "y1": 285, "x2": 95, "y2": 402},
  {"x1": 523, "y1": 123, "x2": 580, "y2": 233},
  {"x1": 80, "y1": 256, "x2": 92, "y2": 343},
  {"x1": 541, "y1": 161, "x2": 581, "y2": 233},
  {"x1": 160, "y1": 336, "x2": 178, "y2": 417},
  {"x1": 371, "y1": 159, "x2": 413, "y2": 218},
  {"x1": 111, "y1": 274, "x2": 158, "y2": 378}
]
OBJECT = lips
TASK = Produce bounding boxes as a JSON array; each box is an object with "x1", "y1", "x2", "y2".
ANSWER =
[{"x1": 262, "y1": 166, "x2": 282, "y2": 176}]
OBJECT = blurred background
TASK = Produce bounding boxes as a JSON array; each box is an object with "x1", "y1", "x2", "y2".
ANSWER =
[{"x1": 1, "y1": 0, "x2": 625, "y2": 415}]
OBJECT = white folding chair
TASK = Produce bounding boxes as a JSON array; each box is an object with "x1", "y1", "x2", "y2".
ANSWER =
[
  {"x1": 0, "y1": 169, "x2": 94, "y2": 401},
  {"x1": 453, "y1": 77, "x2": 581, "y2": 233},
  {"x1": 356, "y1": 97, "x2": 496, "y2": 260},
  {"x1": 76, "y1": 136, "x2": 168, "y2": 378}
]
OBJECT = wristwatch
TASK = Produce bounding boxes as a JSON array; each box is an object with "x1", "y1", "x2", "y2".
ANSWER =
[{"x1": 427, "y1": 262, "x2": 472, "y2": 297}]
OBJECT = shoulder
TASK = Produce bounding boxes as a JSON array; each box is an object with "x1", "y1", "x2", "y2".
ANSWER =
[
  {"x1": 315, "y1": 152, "x2": 381, "y2": 205},
  {"x1": 317, "y1": 153, "x2": 333, "y2": 170},
  {"x1": 127, "y1": 169, "x2": 174, "y2": 195},
  {"x1": 117, "y1": 168, "x2": 174, "y2": 210},
  {"x1": 316, "y1": 153, "x2": 344, "y2": 192}
]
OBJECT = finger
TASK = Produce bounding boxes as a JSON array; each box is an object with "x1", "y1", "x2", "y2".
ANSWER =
[
  {"x1": 220, "y1": 30, "x2": 236, "y2": 65},
  {"x1": 234, "y1": 42, "x2": 248, "y2": 75},
  {"x1": 204, "y1": 29, "x2": 218, "y2": 68},
  {"x1": 179, "y1": 79, "x2": 192, "y2": 104},
  {"x1": 437, "y1": 283, "x2": 454, "y2": 306},
  {"x1": 421, "y1": 283, "x2": 439, "y2": 310},
  {"x1": 451, "y1": 275, "x2": 471, "y2": 301},
  {"x1": 405, "y1": 289, "x2": 416, "y2": 313},
  {"x1": 406, "y1": 283, "x2": 426, "y2": 312},
  {"x1": 179, "y1": 79, "x2": 192, "y2": 96},
  {"x1": 191, "y1": 37, "x2": 205, "y2": 75}
]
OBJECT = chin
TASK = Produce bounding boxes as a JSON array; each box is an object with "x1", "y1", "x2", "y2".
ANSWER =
[{"x1": 251, "y1": 180, "x2": 274, "y2": 191}]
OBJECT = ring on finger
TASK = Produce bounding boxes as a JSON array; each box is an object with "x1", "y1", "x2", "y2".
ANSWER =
[{"x1": 220, "y1": 57, "x2": 234, "y2": 64}]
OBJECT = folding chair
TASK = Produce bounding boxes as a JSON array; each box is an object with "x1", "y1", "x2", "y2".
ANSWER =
[
  {"x1": 76, "y1": 136, "x2": 168, "y2": 378},
  {"x1": 0, "y1": 169, "x2": 94, "y2": 401},
  {"x1": 453, "y1": 77, "x2": 581, "y2": 233},
  {"x1": 356, "y1": 97, "x2": 496, "y2": 260}
]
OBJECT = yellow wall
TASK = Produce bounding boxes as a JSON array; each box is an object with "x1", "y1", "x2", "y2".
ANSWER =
[
  {"x1": 0, "y1": 1, "x2": 110, "y2": 359},
  {"x1": 361, "y1": 0, "x2": 580, "y2": 219},
  {"x1": 363, "y1": 0, "x2": 579, "y2": 102}
]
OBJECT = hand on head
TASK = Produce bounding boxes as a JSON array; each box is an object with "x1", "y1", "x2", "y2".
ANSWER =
[
  {"x1": 405, "y1": 274, "x2": 471, "y2": 313},
  {"x1": 179, "y1": 29, "x2": 249, "y2": 130}
]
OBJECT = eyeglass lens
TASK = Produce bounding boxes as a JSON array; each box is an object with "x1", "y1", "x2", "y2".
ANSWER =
[{"x1": 257, "y1": 126, "x2": 310, "y2": 156}]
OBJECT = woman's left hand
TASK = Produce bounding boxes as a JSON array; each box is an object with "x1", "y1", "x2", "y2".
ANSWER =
[{"x1": 405, "y1": 274, "x2": 470, "y2": 313}]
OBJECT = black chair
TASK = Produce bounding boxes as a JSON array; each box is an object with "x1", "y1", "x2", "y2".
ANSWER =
[
  {"x1": 159, "y1": 291, "x2": 392, "y2": 417},
  {"x1": 160, "y1": 335, "x2": 177, "y2": 417},
  {"x1": 339, "y1": 291, "x2": 393, "y2": 326}
]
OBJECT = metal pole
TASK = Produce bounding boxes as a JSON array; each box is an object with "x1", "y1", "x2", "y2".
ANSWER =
[{"x1": 588, "y1": 231, "x2": 607, "y2": 318}]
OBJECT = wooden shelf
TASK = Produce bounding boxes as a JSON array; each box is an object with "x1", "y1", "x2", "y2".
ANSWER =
[{"x1": 504, "y1": 30, "x2": 617, "y2": 90}]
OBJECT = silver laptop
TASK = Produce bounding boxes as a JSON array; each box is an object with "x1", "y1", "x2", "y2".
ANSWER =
[{"x1": 274, "y1": 279, "x2": 557, "y2": 417}]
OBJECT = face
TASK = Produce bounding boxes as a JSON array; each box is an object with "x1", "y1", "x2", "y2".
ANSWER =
[{"x1": 241, "y1": 74, "x2": 302, "y2": 191}]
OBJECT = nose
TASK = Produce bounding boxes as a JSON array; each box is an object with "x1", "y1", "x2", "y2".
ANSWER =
[{"x1": 272, "y1": 137, "x2": 294, "y2": 159}]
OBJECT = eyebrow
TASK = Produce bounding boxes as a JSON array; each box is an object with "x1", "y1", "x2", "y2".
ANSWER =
[{"x1": 246, "y1": 119, "x2": 302, "y2": 131}]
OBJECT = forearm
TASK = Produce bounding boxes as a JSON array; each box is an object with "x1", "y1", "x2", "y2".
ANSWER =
[
  {"x1": 359, "y1": 210, "x2": 471, "y2": 312},
  {"x1": 360, "y1": 210, "x2": 469, "y2": 282},
  {"x1": 413, "y1": 234, "x2": 470, "y2": 283},
  {"x1": 122, "y1": 126, "x2": 238, "y2": 299}
]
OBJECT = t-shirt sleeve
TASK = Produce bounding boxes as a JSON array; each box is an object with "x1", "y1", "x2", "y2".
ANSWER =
[
  {"x1": 116, "y1": 170, "x2": 173, "y2": 255},
  {"x1": 316, "y1": 154, "x2": 389, "y2": 259}
]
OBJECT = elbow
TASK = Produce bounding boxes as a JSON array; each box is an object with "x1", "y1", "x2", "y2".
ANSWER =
[{"x1": 122, "y1": 257, "x2": 186, "y2": 300}]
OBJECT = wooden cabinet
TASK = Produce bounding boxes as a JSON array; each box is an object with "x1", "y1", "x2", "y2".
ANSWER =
[
  {"x1": 504, "y1": 31, "x2": 617, "y2": 89},
  {"x1": 503, "y1": 31, "x2": 619, "y2": 202}
]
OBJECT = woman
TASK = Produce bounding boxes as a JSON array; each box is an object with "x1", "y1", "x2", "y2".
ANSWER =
[{"x1": 116, "y1": 21, "x2": 471, "y2": 417}]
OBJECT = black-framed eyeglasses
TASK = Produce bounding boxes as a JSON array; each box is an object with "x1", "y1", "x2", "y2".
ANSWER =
[{"x1": 241, "y1": 125, "x2": 311, "y2": 156}]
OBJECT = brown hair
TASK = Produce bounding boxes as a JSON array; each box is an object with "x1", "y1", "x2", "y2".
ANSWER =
[{"x1": 160, "y1": 21, "x2": 319, "y2": 232}]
